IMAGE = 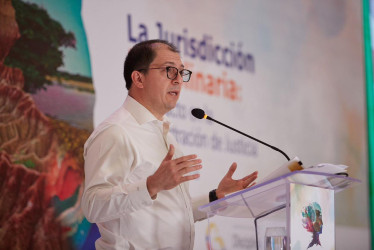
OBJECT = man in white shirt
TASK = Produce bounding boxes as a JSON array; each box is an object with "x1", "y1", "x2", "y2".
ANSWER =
[{"x1": 81, "y1": 39, "x2": 258, "y2": 250}]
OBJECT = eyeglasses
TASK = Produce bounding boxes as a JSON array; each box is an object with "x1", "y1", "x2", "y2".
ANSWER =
[{"x1": 137, "y1": 66, "x2": 192, "y2": 82}]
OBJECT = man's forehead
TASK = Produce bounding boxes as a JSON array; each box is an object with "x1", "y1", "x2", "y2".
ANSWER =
[
  {"x1": 152, "y1": 43, "x2": 178, "y2": 54},
  {"x1": 152, "y1": 45, "x2": 183, "y2": 66},
  {"x1": 150, "y1": 43, "x2": 169, "y2": 49}
]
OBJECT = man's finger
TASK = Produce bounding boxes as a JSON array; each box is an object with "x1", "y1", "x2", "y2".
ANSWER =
[
  {"x1": 177, "y1": 159, "x2": 202, "y2": 169},
  {"x1": 180, "y1": 173, "x2": 200, "y2": 183},
  {"x1": 225, "y1": 162, "x2": 237, "y2": 178},
  {"x1": 242, "y1": 171, "x2": 258, "y2": 181},
  {"x1": 247, "y1": 182, "x2": 256, "y2": 188},
  {"x1": 242, "y1": 174, "x2": 258, "y2": 187},
  {"x1": 179, "y1": 164, "x2": 202, "y2": 176},
  {"x1": 174, "y1": 154, "x2": 198, "y2": 164}
]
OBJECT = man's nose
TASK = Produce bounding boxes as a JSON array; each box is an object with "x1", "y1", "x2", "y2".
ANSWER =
[{"x1": 173, "y1": 72, "x2": 183, "y2": 85}]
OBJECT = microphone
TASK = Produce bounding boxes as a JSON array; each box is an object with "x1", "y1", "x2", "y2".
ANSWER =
[{"x1": 191, "y1": 108, "x2": 291, "y2": 161}]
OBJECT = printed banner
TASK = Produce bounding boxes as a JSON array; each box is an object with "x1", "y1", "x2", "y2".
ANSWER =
[
  {"x1": 0, "y1": 0, "x2": 368, "y2": 249},
  {"x1": 82, "y1": 1, "x2": 367, "y2": 248}
]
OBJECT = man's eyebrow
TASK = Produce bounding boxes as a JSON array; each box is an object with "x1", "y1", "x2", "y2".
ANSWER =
[{"x1": 162, "y1": 61, "x2": 185, "y2": 68}]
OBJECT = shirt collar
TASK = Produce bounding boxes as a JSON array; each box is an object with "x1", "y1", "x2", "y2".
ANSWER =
[{"x1": 123, "y1": 95, "x2": 170, "y2": 125}]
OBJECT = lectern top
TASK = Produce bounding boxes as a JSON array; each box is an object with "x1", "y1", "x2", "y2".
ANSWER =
[{"x1": 199, "y1": 171, "x2": 360, "y2": 218}]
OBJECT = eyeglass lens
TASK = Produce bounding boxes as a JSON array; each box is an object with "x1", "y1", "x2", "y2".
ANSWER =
[{"x1": 167, "y1": 67, "x2": 191, "y2": 82}]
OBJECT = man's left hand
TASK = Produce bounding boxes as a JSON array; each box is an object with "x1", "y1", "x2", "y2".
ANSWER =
[{"x1": 216, "y1": 162, "x2": 258, "y2": 199}]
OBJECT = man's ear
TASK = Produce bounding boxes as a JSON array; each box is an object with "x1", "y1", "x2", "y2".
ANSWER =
[{"x1": 131, "y1": 71, "x2": 144, "y2": 88}]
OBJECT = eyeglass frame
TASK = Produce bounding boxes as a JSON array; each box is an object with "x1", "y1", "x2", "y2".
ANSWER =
[{"x1": 136, "y1": 66, "x2": 192, "y2": 82}]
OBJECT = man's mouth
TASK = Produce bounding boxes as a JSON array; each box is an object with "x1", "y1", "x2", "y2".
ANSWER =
[{"x1": 168, "y1": 91, "x2": 179, "y2": 96}]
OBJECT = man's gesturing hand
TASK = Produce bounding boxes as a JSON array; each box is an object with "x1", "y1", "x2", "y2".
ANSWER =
[
  {"x1": 147, "y1": 144, "x2": 202, "y2": 199},
  {"x1": 216, "y1": 162, "x2": 258, "y2": 199}
]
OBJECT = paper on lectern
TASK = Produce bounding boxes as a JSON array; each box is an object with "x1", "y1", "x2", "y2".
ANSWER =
[
  {"x1": 303, "y1": 163, "x2": 348, "y2": 174},
  {"x1": 259, "y1": 157, "x2": 304, "y2": 184}
]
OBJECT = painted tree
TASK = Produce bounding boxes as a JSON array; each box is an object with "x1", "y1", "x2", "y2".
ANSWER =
[{"x1": 5, "y1": 0, "x2": 76, "y2": 93}]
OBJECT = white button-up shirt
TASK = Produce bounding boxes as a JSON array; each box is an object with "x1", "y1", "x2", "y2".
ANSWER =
[{"x1": 81, "y1": 96, "x2": 208, "y2": 250}]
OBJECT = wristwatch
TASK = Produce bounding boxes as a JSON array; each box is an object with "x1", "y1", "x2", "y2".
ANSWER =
[{"x1": 209, "y1": 189, "x2": 218, "y2": 202}]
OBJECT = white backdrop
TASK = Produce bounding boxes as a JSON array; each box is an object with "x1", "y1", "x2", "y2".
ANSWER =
[{"x1": 82, "y1": 1, "x2": 369, "y2": 249}]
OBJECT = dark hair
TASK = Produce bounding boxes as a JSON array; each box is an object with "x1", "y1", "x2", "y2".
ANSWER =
[{"x1": 123, "y1": 39, "x2": 179, "y2": 90}]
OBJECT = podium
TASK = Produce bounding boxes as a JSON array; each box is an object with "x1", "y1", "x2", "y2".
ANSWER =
[{"x1": 199, "y1": 171, "x2": 360, "y2": 250}]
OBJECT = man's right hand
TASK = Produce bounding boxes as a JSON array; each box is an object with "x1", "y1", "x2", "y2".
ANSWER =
[{"x1": 146, "y1": 144, "x2": 202, "y2": 199}]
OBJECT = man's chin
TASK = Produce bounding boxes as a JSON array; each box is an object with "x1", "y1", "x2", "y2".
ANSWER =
[{"x1": 166, "y1": 102, "x2": 178, "y2": 113}]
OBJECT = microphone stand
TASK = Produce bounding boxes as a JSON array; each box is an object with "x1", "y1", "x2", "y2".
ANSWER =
[{"x1": 205, "y1": 116, "x2": 290, "y2": 161}]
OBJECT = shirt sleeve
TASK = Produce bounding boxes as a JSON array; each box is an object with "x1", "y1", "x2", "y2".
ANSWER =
[
  {"x1": 191, "y1": 194, "x2": 209, "y2": 222},
  {"x1": 81, "y1": 124, "x2": 154, "y2": 223}
]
